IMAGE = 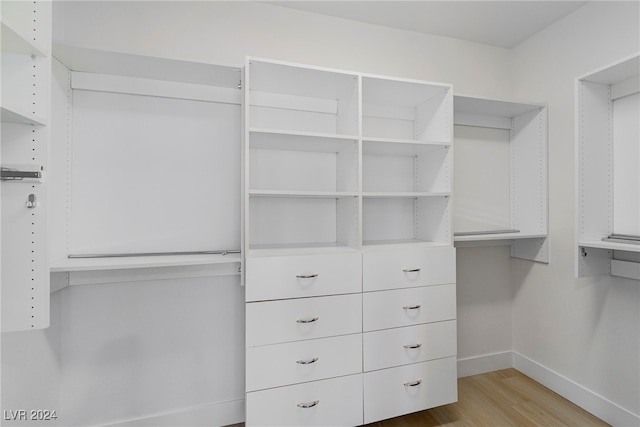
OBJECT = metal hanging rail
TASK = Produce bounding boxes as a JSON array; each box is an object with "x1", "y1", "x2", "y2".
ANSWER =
[{"x1": 68, "y1": 249, "x2": 241, "y2": 259}]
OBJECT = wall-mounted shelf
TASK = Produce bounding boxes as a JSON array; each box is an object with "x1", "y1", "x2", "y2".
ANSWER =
[
  {"x1": 576, "y1": 53, "x2": 640, "y2": 279},
  {"x1": 453, "y1": 95, "x2": 549, "y2": 263}
]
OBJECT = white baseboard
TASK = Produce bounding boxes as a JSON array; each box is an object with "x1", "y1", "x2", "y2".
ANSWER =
[
  {"x1": 102, "y1": 398, "x2": 245, "y2": 427},
  {"x1": 513, "y1": 351, "x2": 640, "y2": 427},
  {"x1": 457, "y1": 351, "x2": 514, "y2": 378}
]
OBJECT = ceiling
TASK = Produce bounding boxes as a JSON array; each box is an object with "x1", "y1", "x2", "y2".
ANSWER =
[{"x1": 265, "y1": 1, "x2": 590, "y2": 48}]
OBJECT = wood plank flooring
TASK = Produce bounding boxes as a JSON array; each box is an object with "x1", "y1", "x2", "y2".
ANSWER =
[{"x1": 364, "y1": 368, "x2": 610, "y2": 427}]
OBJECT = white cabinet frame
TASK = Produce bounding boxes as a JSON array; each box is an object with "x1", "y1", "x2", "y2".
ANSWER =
[
  {"x1": 453, "y1": 95, "x2": 549, "y2": 263},
  {"x1": 575, "y1": 53, "x2": 640, "y2": 279}
]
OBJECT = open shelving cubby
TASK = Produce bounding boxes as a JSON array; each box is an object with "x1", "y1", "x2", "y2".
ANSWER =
[
  {"x1": 361, "y1": 75, "x2": 453, "y2": 248},
  {"x1": 576, "y1": 53, "x2": 640, "y2": 280},
  {"x1": 245, "y1": 58, "x2": 361, "y2": 256},
  {"x1": 48, "y1": 46, "x2": 243, "y2": 277},
  {"x1": 453, "y1": 95, "x2": 549, "y2": 263}
]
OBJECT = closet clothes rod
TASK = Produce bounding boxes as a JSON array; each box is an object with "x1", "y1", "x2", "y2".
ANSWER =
[
  {"x1": 602, "y1": 234, "x2": 640, "y2": 245},
  {"x1": 68, "y1": 250, "x2": 241, "y2": 259}
]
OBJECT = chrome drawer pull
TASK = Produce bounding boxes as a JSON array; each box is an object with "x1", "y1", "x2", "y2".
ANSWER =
[
  {"x1": 404, "y1": 379, "x2": 422, "y2": 387},
  {"x1": 402, "y1": 304, "x2": 421, "y2": 310},
  {"x1": 296, "y1": 357, "x2": 319, "y2": 365},
  {"x1": 297, "y1": 400, "x2": 319, "y2": 408},
  {"x1": 296, "y1": 273, "x2": 319, "y2": 279},
  {"x1": 296, "y1": 316, "x2": 319, "y2": 324},
  {"x1": 403, "y1": 268, "x2": 421, "y2": 273},
  {"x1": 403, "y1": 343, "x2": 422, "y2": 349}
]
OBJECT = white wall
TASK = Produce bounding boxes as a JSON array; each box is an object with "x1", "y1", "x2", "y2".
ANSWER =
[
  {"x1": 3, "y1": 1, "x2": 636, "y2": 426},
  {"x1": 510, "y1": 1, "x2": 640, "y2": 424}
]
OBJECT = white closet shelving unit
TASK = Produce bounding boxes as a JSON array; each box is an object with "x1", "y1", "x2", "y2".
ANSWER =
[
  {"x1": 453, "y1": 95, "x2": 549, "y2": 263},
  {"x1": 576, "y1": 53, "x2": 640, "y2": 280},
  {"x1": 48, "y1": 46, "x2": 242, "y2": 284},
  {"x1": 244, "y1": 57, "x2": 457, "y2": 426},
  {"x1": 1, "y1": 1, "x2": 51, "y2": 331}
]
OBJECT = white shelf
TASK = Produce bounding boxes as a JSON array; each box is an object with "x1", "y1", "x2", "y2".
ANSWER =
[
  {"x1": 362, "y1": 239, "x2": 450, "y2": 249},
  {"x1": 454, "y1": 232, "x2": 546, "y2": 242},
  {"x1": 248, "y1": 242, "x2": 359, "y2": 257},
  {"x1": 50, "y1": 252, "x2": 241, "y2": 272},
  {"x1": 249, "y1": 190, "x2": 358, "y2": 198},
  {"x1": 1, "y1": 105, "x2": 48, "y2": 125},
  {"x1": 363, "y1": 192, "x2": 450, "y2": 198},
  {"x1": 249, "y1": 128, "x2": 358, "y2": 148},
  {"x1": 1, "y1": 18, "x2": 48, "y2": 57},
  {"x1": 578, "y1": 239, "x2": 640, "y2": 254}
]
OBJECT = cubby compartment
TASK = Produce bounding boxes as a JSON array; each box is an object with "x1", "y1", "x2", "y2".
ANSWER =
[
  {"x1": 362, "y1": 140, "x2": 451, "y2": 194},
  {"x1": 247, "y1": 58, "x2": 359, "y2": 136},
  {"x1": 249, "y1": 130, "x2": 358, "y2": 194},
  {"x1": 576, "y1": 53, "x2": 640, "y2": 279},
  {"x1": 248, "y1": 195, "x2": 359, "y2": 254},
  {"x1": 362, "y1": 195, "x2": 451, "y2": 247},
  {"x1": 453, "y1": 95, "x2": 548, "y2": 263},
  {"x1": 362, "y1": 76, "x2": 452, "y2": 142}
]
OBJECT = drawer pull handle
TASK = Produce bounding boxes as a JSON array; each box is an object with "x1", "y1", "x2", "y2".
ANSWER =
[
  {"x1": 403, "y1": 343, "x2": 422, "y2": 349},
  {"x1": 296, "y1": 357, "x2": 319, "y2": 365},
  {"x1": 296, "y1": 273, "x2": 319, "y2": 279},
  {"x1": 297, "y1": 400, "x2": 319, "y2": 408},
  {"x1": 403, "y1": 268, "x2": 421, "y2": 273},
  {"x1": 402, "y1": 304, "x2": 421, "y2": 310},
  {"x1": 404, "y1": 379, "x2": 422, "y2": 387},
  {"x1": 296, "y1": 316, "x2": 319, "y2": 324}
]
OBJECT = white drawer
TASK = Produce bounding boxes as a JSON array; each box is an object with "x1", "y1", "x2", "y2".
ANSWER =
[
  {"x1": 363, "y1": 247, "x2": 455, "y2": 292},
  {"x1": 246, "y1": 294, "x2": 362, "y2": 347},
  {"x1": 363, "y1": 321, "x2": 456, "y2": 371},
  {"x1": 246, "y1": 253, "x2": 362, "y2": 301},
  {"x1": 246, "y1": 374, "x2": 363, "y2": 427},
  {"x1": 363, "y1": 357, "x2": 457, "y2": 424},
  {"x1": 363, "y1": 284, "x2": 456, "y2": 331},
  {"x1": 246, "y1": 334, "x2": 362, "y2": 392}
]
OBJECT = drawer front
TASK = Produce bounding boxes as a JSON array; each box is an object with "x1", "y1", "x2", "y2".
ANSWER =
[
  {"x1": 246, "y1": 294, "x2": 362, "y2": 347},
  {"x1": 363, "y1": 321, "x2": 457, "y2": 372},
  {"x1": 363, "y1": 247, "x2": 455, "y2": 292},
  {"x1": 246, "y1": 253, "x2": 362, "y2": 301},
  {"x1": 363, "y1": 284, "x2": 456, "y2": 331},
  {"x1": 246, "y1": 334, "x2": 362, "y2": 392},
  {"x1": 246, "y1": 374, "x2": 363, "y2": 427},
  {"x1": 363, "y1": 357, "x2": 457, "y2": 424}
]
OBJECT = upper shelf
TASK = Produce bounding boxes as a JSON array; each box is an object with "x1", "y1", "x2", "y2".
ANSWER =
[
  {"x1": 1, "y1": 105, "x2": 47, "y2": 126},
  {"x1": 1, "y1": 18, "x2": 48, "y2": 57}
]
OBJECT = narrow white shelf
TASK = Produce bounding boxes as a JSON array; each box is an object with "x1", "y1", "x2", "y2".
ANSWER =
[
  {"x1": 362, "y1": 239, "x2": 450, "y2": 249},
  {"x1": 363, "y1": 192, "x2": 450, "y2": 198},
  {"x1": 1, "y1": 105, "x2": 47, "y2": 125},
  {"x1": 248, "y1": 242, "x2": 358, "y2": 257},
  {"x1": 249, "y1": 190, "x2": 358, "y2": 198},
  {"x1": 1, "y1": 18, "x2": 48, "y2": 57},
  {"x1": 50, "y1": 252, "x2": 241, "y2": 272},
  {"x1": 362, "y1": 136, "x2": 451, "y2": 147},
  {"x1": 249, "y1": 128, "x2": 358, "y2": 147},
  {"x1": 454, "y1": 232, "x2": 547, "y2": 242},
  {"x1": 578, "y1": 239, "x2": 640, "y2": 254}
]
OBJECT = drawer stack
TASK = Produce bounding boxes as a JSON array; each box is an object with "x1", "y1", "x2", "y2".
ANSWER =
[
  {"x1": 245, "y1": 253, "x2": 363, "y2": 426},
  {"x1": 362, "y1": 247, "x2": 458, "y2": 424}
]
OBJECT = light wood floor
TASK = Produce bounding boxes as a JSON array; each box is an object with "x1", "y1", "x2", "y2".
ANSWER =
[
  {"x1": 232, "y1": 368, "x2": 610, "y2": 427},
  {"x1": 364, "y1": 368, "x2": 610, "y2": 427}
]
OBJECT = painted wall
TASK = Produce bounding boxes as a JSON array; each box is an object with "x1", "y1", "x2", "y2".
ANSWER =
[
  {"x1": 2, "y1": 1, "x2": 636, "y2": 426},
  {"x1": 509, "y1": 1, "x2": 640, "y2": 423}
]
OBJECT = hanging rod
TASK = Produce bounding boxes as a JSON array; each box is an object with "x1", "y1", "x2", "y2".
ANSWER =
[
  {"x1": 1, "y1": 167, "x2": 42, "y2": 181},
  {"x1": 454, "y1": 229, "x2": 520, "y2": 236},
  {"x1": 602, "y1": 234, "x2": 640, "y2": 245},
  {"x1": 68, "y1": 249, "x2": 241, "y2": 259}
]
